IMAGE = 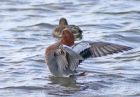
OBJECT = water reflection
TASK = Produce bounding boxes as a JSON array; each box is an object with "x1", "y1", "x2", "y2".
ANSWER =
[{"x1": 48, "y1": 76, "x2": 77, "y2": 88}]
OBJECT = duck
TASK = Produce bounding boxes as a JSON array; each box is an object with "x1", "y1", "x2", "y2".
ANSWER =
[
  {"x1": 52, "y1": 18, "x2": 83, "y2": 39},
  {"x1": 45, "y1": 28, "x2": 132, "y2": 77}
]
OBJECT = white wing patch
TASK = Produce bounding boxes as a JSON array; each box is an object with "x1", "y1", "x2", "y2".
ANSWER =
[
  {"x1": 72, "y1": 42, "x2": 91, "y2": 54},
  {"x1": 62, "y1": 44, "x2": 72, "y2": 49}
]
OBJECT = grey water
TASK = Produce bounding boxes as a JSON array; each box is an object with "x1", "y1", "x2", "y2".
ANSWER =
[{"x1": 0, "y1": 0, "x2": 140, "y2": 97}]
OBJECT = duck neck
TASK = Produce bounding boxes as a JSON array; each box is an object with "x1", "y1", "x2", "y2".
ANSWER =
[{"x1": 60, "y1": 39, "x2": 74, "y2": 47}]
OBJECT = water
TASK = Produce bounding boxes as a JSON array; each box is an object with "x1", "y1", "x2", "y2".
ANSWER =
[{"x1": 0, "y1": 0, "x2": 140, "y2": 97}]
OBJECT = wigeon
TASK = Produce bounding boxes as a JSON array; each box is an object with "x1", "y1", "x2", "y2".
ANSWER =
[
  {"x1": 52, "y1": 18, "x2": 82, "y2": 39},
  {"x1": 46, "y1": 28, "x2": 132, "y2": 77}
]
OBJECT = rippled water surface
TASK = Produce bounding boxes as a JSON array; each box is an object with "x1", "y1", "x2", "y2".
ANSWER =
[{"x1": 0, "y1": 0, "x2": 140, "y2": 97}]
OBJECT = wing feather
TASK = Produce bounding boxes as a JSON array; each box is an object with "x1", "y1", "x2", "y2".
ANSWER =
[
  {"x1": 63, "y1": 46, "x2": 83, "y2": 71},
  {"x1": 75, "y1": 41, "x2": 132, "y2": 59},
  {"x1": 52, "y1": 45, "x2": 83, "y2": 73}
]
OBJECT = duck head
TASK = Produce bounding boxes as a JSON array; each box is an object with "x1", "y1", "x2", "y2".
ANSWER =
[
  {"x1": 60, "y1": 28, "x2": 75, "y2": 47},
  {"x1": 59, "y1": 18, "x2": 68, "y2": 27}
]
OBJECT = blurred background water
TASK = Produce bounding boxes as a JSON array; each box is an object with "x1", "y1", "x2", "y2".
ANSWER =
[{"x1": 0, "y1": 0, "x2": 140, "y2": 97}]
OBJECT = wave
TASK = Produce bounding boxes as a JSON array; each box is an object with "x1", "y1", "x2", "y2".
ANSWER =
[
  {"x1": 0, "y1": 86, "x2": 48, "y2": 90},
  {"x1": 95, "y1": 10, "x2": 140, "y2": 15},
  {"x1": 9, "y1": 23, "x2": 55, "y2": 32},
  {"x1": 30, "y1": 23, "x2": 55, "y2": 28}
]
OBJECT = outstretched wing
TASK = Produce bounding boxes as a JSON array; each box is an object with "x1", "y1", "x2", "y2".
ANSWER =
[
  {"x1": 63, "y1": 46, "x2": 83, "y2": 71},
  {"x1": 46, "y1": 45, "x2": 83, "y2": 77},
  {"x1": 73, "y1": 41, "x2": 132, "y2": 59},
  {"x1": 55, "y1": 46, "x2": 83, "y2": 73}
]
